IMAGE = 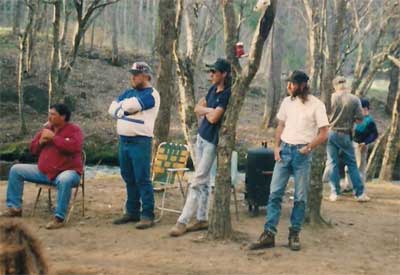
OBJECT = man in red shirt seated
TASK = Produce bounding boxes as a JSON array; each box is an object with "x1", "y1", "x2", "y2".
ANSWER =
[{"x1": 1, "y1": 103, "x2": 84, "y2": 229}]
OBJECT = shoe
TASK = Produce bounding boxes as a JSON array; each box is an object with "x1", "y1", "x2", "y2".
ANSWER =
[
  {"x1": 186, "y1": 220, "x2": 208, "y2": 232},
  {"x1": 46, "y1": 217, "x2": 65, "y2": 230},
  {"x1": 113, "y1": 214, "x2": 140, "y2": 225},
  {"x1": 329, "y1": 193, "x2": 338, "y2": 202},
  {"x1": 355, "y1": 193, "x2": 370, "y2": 202},
  {"x1": 288, "y1": 228, "x2": 301, "y2": 251},
  {"x1": 248, "y1": 230, "x2": 275, "y2": 250},
  {"x1": 341, "y1": 187, "x2": 353, "y2": 194},
  {"x1": 135, "y1": 219, "x2": 154, "y2": 230},
  {"x1": 169, "y1": 222, "x2": 187, "y2": 237},
  {"x1": 0, "y1": 208, "x2": 22, "y2": 217}
]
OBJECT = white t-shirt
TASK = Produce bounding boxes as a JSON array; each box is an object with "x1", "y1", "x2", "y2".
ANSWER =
[{"x1": 277, "y1": 95, "x2": 329, "y2": 145}]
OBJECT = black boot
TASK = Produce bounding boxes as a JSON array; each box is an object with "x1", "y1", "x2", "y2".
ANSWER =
[
  {"x1": 113, "y1": 214, "x2": 140, "y2": 225},
  {"x1": 248, "y1": 230, "x2": 275, "y2": 250},
  {"x1": 288, "y1": 228, "x2": 301, "y2": 251}
]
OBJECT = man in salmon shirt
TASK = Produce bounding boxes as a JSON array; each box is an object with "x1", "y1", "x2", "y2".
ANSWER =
[{"x1": 1, "y1": 103, "x2": 84, "y2": 230}]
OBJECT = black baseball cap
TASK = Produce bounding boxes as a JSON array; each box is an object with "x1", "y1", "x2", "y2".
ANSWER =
[
  {"x1": 206, "y1": 58, "x2": 231, "y2": 73},
  {"x1": 361, "y1": 98, "x2": 370, "y2": 109},
  {"x1": 285, "y1": 70, "x2": 309, "y2": 84}
]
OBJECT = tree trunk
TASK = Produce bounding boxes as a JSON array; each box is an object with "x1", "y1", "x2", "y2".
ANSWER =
[
  {"x1": 386, "y1": 60, "x2": 399, "y2": 114},
  {"x1": 208, "y1": 0, "x2": 276, "y2": 240},
  {"x1": 48, "y1": 0, "x2": 62, "y2": 106},
  {"x1": 379, "y1": 89, "x2": 400, "y2": 181},
  {"x1": 153, "y1": 0, "x2": 178, "y2": 150},
  {"x1": 366, "y1": 130, "x2": 389, "y2": 181},
  {"x1": 110, "y1": 4, "x2": 119, "y2": 65},
  {"x1": 13, "y1": 0, "x2": 24, "y2": 35},
  {"x1": 89, "y1": 21, "x2": 96, "y2": 54}
]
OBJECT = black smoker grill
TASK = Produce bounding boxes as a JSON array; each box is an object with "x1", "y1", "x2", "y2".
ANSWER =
[{"x1": 245, "y1": 145, "x2": 275, "y2": 215}]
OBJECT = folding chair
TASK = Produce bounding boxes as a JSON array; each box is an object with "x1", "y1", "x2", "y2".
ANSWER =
[
  {"x1": 32, "y1": 151, "x2": 86, "y2": 223},
  {"x1": 152, "y1": 142, "x2": 190, "y2": 222}
]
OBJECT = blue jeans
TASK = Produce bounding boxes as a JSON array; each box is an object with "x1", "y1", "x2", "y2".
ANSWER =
[
  {"x1": 119, "y1": 136, "x2": 154, "y2": 220},
  {"x1": 178, "y1": 135, "x2": 216, "y2": 224},
  {"x1": 6, "y1": 164, "x2": 80, "y2": 220},
  {"x1": 325, "y1": 131, "x2": 364, "y2": 197},
  {"x1": 264, "y1": 142, "x2": 312, "y2": 234}
]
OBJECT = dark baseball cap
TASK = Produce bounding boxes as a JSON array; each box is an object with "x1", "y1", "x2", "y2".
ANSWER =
[
  {"x1": 285, "y1": 70, "x2": 309, "y2": 84},
  {"x1": 129, "y1": 61, "x2": 153, "y2": 75},
  {"x1": 206, "y1": 58, "x2": 231, "y2": 73},
  {"x1": 361, "y1": 98, "x2": 370, "y2": 109}
]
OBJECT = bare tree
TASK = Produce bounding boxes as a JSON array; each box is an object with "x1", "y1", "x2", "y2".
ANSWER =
[
  {"x1": 386, "y1": 50, "x2": 399, "y2": 113},
  {"x1": 153, "y1": 0, "x2": 178, "y2": 149},
  {"x1": 208, "y1": 0, "x2": 276, "y2": 239},
  {"x1": 110, "y1": 3, "x2": 119, "y2": 65},
  {"x1": 47, "y1": 0, "x2": 120, "y2": 105}
]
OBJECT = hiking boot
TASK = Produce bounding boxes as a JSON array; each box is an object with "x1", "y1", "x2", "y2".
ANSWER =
[
  {"x1": 113, "y1": 214, "x2": 140, "y2": 225},
  {"x1": 169, "y1": 222, "x2": 187, "y2": 237},
  {"x1": 135, "y1": 219, "x2": 154, "y2": 230},
  {"x1": 355, "y1": 193, "x2": 370, "y2": 202},
  {"x1": 46, "y1": 217, "x2": 65, "y2": 230},
  {"x1": 186, "y1": 220, "x2": 208, "y2": 232},
  {"x1": 0, "y1": 208, "x2": 22, "y2": 218},
  {"x1": 288, "y1": 228, "x2": 301, "y2": 251},
  {"x1": 248, "y1": 230, "x2": 275, "y2": 250}
]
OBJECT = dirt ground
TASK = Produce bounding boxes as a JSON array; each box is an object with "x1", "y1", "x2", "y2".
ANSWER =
[{"x1": 0, "y1": 175, "x2": 399, "y2": 275}]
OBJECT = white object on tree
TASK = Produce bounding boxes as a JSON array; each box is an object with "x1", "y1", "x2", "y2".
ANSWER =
[{"x1": 254, "y1": 0, "x2": 271, "y2": 11}]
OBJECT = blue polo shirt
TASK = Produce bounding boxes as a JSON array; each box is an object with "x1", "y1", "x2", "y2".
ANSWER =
[{"x1": 198, "y1": 85, "x2": 231, "y2": 145}]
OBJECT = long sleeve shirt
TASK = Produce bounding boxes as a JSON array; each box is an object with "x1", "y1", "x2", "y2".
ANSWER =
[
  {"x1": 30, "y1": 123, "x2": 84, "y2": 180},
  {"x1": 353, "y1": 115, "x2": 378, "y2": 145}
]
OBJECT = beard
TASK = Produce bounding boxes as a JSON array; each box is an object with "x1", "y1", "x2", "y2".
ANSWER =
[{"x1": 132, "y1": 82, "x2": 145, "y2": 89}]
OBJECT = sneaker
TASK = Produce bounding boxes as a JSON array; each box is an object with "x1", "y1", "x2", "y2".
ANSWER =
[
  {"x1": 0, "y1": 208, "x2": 22, "y2": 218},
  {"x1": 135, "y1": 219, "x2": 154, "y2": 230},
  {"x1": 288, "y1": 228, "x2": 301, "y2": 251},
  {"x1": 329, "y1": 193, "x2": 338, "y2": 202},
  {"x1": 186, "y1": 220, "x2": 208, "y2": 232},
  {"x1": 113, "y1": 214, "x2": 140, "y2": 225},
  {"x1": 169, "y1": 222, "x2": 187, "y2": 237},
  {"x1": 355, "y1": 193, "x2": 370, "y2": 202},
  {"x1": 46, "y1": 217, "x2": 65, "y2": 230},
  {"x1": 248, "y1": 230, "x2": 275, "y2": 250}
]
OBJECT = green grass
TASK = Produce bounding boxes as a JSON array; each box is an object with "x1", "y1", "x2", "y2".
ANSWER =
[{"x1": 0, "y1": 27, "x2": 17, "y2": 51}]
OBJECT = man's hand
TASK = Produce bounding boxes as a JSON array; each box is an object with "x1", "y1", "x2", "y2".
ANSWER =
[
  {"x1": 298, "y1": 145, "x2": 312, "y2": 155},
  {"x1": 274, "y1": 147, "x2": 282, "y2": 162},
  {"x1": 39, "y1": 129, "x2": 55, "y2": 145}
]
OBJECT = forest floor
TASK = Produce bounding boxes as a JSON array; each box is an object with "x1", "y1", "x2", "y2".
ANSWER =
[{"x1": 0, "y1": 177, "x2": 399, "y2": 275}]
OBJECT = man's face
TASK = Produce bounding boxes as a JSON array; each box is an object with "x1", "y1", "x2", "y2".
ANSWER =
[
  {"x1": 287, "y1": 81, "x2": 305, "y2": 96},
  {"x1": 48, "y1": 108, "x2": 65, "y2": 126},
  {"x1": 130, "y1": 73, "x2": 148, "y2": 89},
  {"x1": 209, "y1": 69, "x2": 226, "y2": 85}
]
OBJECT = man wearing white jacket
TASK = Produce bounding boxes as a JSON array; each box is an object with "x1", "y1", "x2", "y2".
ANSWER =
[{"x1": 108, "y1": 62, "x2": 160, "y2": 229}]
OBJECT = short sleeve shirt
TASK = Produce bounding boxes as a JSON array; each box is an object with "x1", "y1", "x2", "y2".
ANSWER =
[
  {"x1": 329, "y1": 92, "x2": 363, "y2": 132},
  {"x1": 198, "y1": 85, "x2": 231, "y2": 145},
  {"x1": 277, "y1": 95, "x2": 329, "y2": 145}
]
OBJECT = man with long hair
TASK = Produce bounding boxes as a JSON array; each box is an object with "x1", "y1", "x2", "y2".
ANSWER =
[
  {"x1": 169, "y1": 58, "x2": 231, "y2": 237},
  {"x1": 250, "y1": 71, "x2": 329, "y2": 251}
]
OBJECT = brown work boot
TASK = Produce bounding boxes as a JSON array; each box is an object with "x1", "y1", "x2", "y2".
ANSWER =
[
  {"x1": 135, "y1": 219, "x2": 154, "y2": 230},
  {"x1": 169, "y1": 222, "x2": 187, "y2": 237},
  {"x1": 45, "y1": 217, "x2": 65, "y2": 230},
  {"x1": 248, "y1": 230, "x2": 275, "y2": 250},
  {"x1": 288, "y1": 228, "x2": 301, "y2": 251},
  {"x1": 0, "y1": 208, "x2": 22, "y2": 218},
  {"x1": 186, "y1": 220, "x2": 208, "y2": 232}
]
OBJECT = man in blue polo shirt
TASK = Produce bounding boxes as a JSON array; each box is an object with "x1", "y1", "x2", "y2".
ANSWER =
[
  {"x1": 108, "y1": 61, "x2": 160, "y2": 229},
  {"x1": 170, "y1": 58, "x2": 231, "y2": 237}
]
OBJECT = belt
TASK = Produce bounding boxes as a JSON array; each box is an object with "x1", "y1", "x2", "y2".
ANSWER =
[
  {"x1": 281, "y1": 141, "x2": 307, "y2": 149},
  {"x1": 332, "y1": 129, "x2": 351, "y2": 135},
  {"x1": 120, "y1": 135, "x2": 152, "y2": 143}
]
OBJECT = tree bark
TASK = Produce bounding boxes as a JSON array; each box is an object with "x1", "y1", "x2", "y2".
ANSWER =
[
  {"x1": 13, "y1": 0, "x2": 24, "y2": 35},
  {"x1": 366, "y1": 130, "x2": 389, "y2": 180},
  {"x1": 110, "y1": 3, "x2": 119, "y2": 65},
  {"x1": 379, "y1": 88, "x2": 400, "y2": 181},
  {"x1": 153, "y1": 0, "x2": 178, "y2": 150},
  {"x1": 386, "y1": 58, "x2": 399, "y2": 114},
  {"x1": 208, "y1": 0, "x2": 276, "y2": 240}
]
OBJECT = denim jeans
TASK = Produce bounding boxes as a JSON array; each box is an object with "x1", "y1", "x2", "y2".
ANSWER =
[
  {"x1": 264, "y1": 142, "x2": 312, "y2": 234},
  {"x1": 6, "y1": 164, "x2": 80, "y2": 220},
  {"x1": 178, "y1": 135, "x2": 216, "y2": 224},
  {"x1": 325, "y1": 131, "x2": 364, "y2": 197},
  {"x1": 119, "y1": 136, "x2": 154, "y2": 220},
  {"x1": 344, "y1": 142, "x2": 370, "y2": 189}
]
